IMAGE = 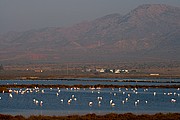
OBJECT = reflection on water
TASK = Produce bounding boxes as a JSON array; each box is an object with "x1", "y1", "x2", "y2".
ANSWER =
[{"x1": 0, "y1": 84, "x2": 180, "y2": 116}]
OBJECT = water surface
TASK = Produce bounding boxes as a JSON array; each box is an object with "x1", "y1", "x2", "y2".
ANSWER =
[{"x1": 0, "y1": 84, "x2": 179, "y2": 116}]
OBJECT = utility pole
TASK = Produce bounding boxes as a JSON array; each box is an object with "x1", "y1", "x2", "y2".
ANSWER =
[{"x1": 67, "y1": 64, "x2": 69, "y2": 75}]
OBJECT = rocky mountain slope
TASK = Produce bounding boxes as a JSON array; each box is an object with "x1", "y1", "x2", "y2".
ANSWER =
[{"x1": 0, "y1": 4, "x2": 180, "y2": 63}]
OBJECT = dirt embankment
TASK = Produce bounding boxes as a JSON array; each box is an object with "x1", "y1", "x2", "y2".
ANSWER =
[{"x1": 0, "y1": 113, "x2": 180, "y2": 120}]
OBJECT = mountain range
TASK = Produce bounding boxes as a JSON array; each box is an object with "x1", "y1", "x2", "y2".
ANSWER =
[{"x1": 0, "y1": 4, "x2": 180, "y2": 64}]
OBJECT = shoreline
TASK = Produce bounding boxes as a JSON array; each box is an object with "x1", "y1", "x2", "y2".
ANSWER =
[
  {"x1": 0, "y1": 113, "x2": 180, "y2": 120},
  {"x1": 1, "y1": 84, "x2": 180, "y2": 93},
  {"x1": 0, "y1": 72, "x2": 180, "y2": 80}
]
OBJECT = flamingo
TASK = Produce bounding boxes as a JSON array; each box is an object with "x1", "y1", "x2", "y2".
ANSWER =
[
  {"x1": 171, "y1": 99, "x2": 176, "y2": 103},
  {"x1": 98, "y1": 101, "x2": 101, "y2": 106},
  {"x1": 9, "y1": 93, "x2": 13, "y2": 98},
  {"x1": 41, "y1": 90, "x2": 45, "y2": 93},
  {"x1": 135, "y1": 101, "x2": 138, "y2": 106},
  {"x1": 111, "y1": 103, "x2": 115, "y2": 106},
  {"x1": 68, "y1": 99, "x2": 72, "y2": 104},
  {"x1": 89, "y1": 101, "x2": 93, "y2": 106},
  {"x1": 110, "y1": 100, "x2": 113, "y2": 104},
  {"x1": 97, "y1": 97, "x2": 102, "y2": 101},
  {"x1": 61, "y1": 99, "x2": 64, "y2": 103},
  {"x1": 72, "y1": 94, "x2": 75, "y2": 98},
  {"x1": 153, "y1": 92, "x2": 156, "y2": 96},
  {"x1": 40, "y1": 101, "x2": 43, "y2": 106},
  {"x1": 35, "y1": 100, "x2": 39, "y2": 105}
]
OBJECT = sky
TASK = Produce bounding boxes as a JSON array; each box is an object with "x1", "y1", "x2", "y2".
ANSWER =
[{"x1": 0, "y1": 0, "x2": 180, "y2": 33}]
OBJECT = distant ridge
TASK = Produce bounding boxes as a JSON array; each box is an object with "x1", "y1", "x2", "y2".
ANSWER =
[{"x1": 0, "y1": 4, "x2": 180, "y2": 63}]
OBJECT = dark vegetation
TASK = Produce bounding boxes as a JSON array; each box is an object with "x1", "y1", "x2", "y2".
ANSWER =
[
  {"x1": 0, "y1": 87, "x2": 8, "y2": 93},
  {"x1": 0, "y1": 113, "x2": 180, "y2": 120}
]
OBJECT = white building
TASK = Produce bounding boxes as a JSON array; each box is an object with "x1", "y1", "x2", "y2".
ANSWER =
[{"x1": 115, "y1": 69, "x2": 121, "y2": 74}]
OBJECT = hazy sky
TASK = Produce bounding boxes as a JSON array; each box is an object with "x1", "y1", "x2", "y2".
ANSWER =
[{"x1": 0, "y1": 0, "x2": 180, "y2": 33}]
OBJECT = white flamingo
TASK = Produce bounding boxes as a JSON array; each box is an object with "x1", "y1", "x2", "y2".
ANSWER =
[
  {"x1": 9, "y1": 93, "x2": 13, "y2": 98},
  {"x1": 68, "y1": 99, "x2": 72, "y2": 104},
  {"x1": 61, "y1": 99, "x2": 64, "y2": 103},
  {"x1": 35, "y1": 100, "x2": 39, "y2": 105},
  {"x1": 41, "y1": 90, "x2": 45, "y2": 93},
  {"x1": 111, "y1": 102, "x2": 115, "y2": 106},
  {"x1": 89, "y1": 101, "x2": 93, "y2": 106},
  {"x1": 110, "y1": 100, "x2": 113, "y2": 104},
  {"x1": 40, "y1": 101, "x2": 43, "y2": 106},
  {"x1": 135, "y1": 101, "x2": 138, "y2": 106},
  {"x1": 171, "y1": 98, "x2": 176, "y2": 103},
  {"x1": 153, "y1": 92, "x2": 156, "y2": 96}
]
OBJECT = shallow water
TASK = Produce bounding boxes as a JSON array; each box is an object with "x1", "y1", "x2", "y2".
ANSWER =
[
  {"x1": 0, "y1": 85, "x2": 180, "y2": 116},
  {"x1": 1, "y1": 78, "x2": 180, "y2": 86}
]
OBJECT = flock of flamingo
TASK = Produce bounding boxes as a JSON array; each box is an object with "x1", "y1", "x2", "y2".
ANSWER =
[{"x1": 0, "y1": 86, "x2": 179, "y2": 110}]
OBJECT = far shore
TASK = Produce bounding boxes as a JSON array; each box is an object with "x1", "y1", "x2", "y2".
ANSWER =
[{"x1": 0, "y1": 73, "x2": 180, "y2": 80}]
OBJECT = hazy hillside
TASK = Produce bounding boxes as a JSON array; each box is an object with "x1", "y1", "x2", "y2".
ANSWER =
[{"x1": 0, "y1": 4, "x2": 180, "y2": 63}]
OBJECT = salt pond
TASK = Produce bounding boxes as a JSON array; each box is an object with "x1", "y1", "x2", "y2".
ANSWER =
[{"x1": 0, "y1": 81, "x2": 180, "y2": 116}]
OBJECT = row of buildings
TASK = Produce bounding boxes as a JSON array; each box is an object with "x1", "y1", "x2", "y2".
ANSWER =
[{"x1": 83, "y1": 68, "x2": 129, "y2": 74}]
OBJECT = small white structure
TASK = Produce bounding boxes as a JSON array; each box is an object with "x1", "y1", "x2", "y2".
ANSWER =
[
  {"x1": 124, "y1": 70, "x2": 129, "y2": 73},
  {"x1": 34, "y1": 70, "x2": 43, "y2": 73},
  {"x1": 150, "y1": 74, "x2": 160, "y2": 76},
  {"x1": 110, "y1": 69, "x2": 114, "y2": 73},
  {"x1": 99, "y1": 69, "x2": 105, "y2": 73},
  {"x1": 115, "y1": 69, "x2": 121, "y2": 74}
]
